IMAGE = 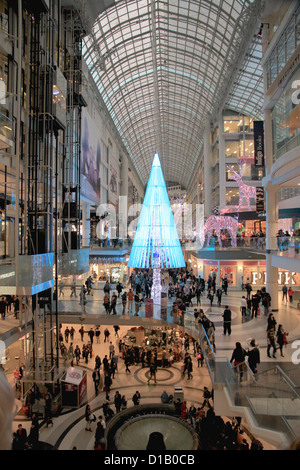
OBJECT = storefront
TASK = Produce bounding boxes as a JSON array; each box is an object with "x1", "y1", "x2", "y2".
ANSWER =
[
  {"x1": 89, "y1": 255, "x2": 128, "y2": 284},
  {"x1": 197, "y1": 258, "x2": 300, "y2": 288}
]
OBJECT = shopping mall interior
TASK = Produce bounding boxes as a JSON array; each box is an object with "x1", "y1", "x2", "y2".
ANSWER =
[{"x1": 0, "y1": 0, "x2": 300, "y2": 454}]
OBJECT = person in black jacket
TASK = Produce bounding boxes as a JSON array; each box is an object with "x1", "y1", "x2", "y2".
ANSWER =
[
  {"x1": 132, "y1": 391, "x2": 141, "y2": 406},
  {"x1": 246, "y1": 339, "x2": 260, "y2": 374},
  {"x1": 222, "y1": 306, "x2": 232, "y2": 335},
  {"x1": 230, "y1": 342, "x2": 246, "y2": 382},
  {"x1": 114, "y1": 391, "x2": 122, "y2": 413},
  {"x1": 251, "y1": 293, "x2": 259, "y2": 318}
]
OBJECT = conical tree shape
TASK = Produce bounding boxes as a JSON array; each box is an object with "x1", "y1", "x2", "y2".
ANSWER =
[{"x1": 128, "y1": 153, "x2": 185, "y2": 269}]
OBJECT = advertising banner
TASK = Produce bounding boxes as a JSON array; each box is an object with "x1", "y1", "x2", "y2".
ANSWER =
[
  {"x1": 256, "y1": 187, "x2": 264, "y2": 213},
  {"x1": 81, "y1": 108, "x2": 101, "y2": 204},
  {"x1": 254, "y1": 121, "x2": 265, "y2": 167}
]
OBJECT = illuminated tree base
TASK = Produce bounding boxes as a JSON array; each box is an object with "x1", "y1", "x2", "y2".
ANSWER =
[{"x1": 151, "y1": 268, "x2": 162, "y2": 319}]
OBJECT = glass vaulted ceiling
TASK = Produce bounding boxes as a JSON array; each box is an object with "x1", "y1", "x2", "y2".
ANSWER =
[{"x1": 83, "y1": 0, "x2": 264, "y2": 188}]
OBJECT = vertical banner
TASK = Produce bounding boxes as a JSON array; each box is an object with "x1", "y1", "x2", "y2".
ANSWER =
[
  {"x1": 145, "y1": 298, "x2": 153, "y2": 317},
  {"x1": 256, "y1": 187, "x2": 264, "y2": 213},
  {"x1": 254, "y1": 121, "x2": 265, "y2": 167},
  {"x1": 81, "y1": 108, "x2": 101, "y2": 204}
]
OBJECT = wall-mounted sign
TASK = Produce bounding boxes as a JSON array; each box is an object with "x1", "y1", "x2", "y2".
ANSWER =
[
  {"x1": 251, "y1": 271, "x2": 296, "y2": 285},
  {"x1": 256, "y1": 187, "x2": 264, "y2": 213}
]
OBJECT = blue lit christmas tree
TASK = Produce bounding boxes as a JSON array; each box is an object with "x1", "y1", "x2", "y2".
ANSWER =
[{"x1": 128, "y1": 153, "x2": 185, "y2": 304}]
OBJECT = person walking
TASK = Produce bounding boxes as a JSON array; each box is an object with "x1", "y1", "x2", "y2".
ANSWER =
[
  {"x1": 95, "y1": 354, "x2": 101, "y2": 370},
  {"x1": 127, "y1": 289, "x2": 134, "y2": 314},
  {"x1": 104, "y1": 328, "x2": 110, "y2": 343},
  {"x1": 267, "y1": 313, "x2": 277, "y2": 332},
  {"x1": 104, "y1": 371, "x2": 112, "y2": 401},
  {"x1": 240, "y1": 296, "x2": 247, "y2": 317},
  {"x1": 246, "y1": 339, "x2": 260, "y2": 374},
  {"x1": 196, "y1": 348, "x2": 204, "y2": 368},
  {"x1": 109, "y1": 341, "x2": 115, "y2": 360},
  {"x1": 92, "y1": 368, "x2": 100, "y2": 395},
  {"x1": 147, "y1": 361, "x2": 157, "y2": 384},
  {"x1": 245, "y1": 282, "x2": 252, "y2": 301},
  {"x1": 95, "y1": 327, "x2": 101, "y2": 343},
  {"x1": 113, "y1": 325, "x2": 120, "y2": 337},
  {"x1": 267, "y1": 326, "x2": 277, "y2": 358},
  {"x1": 222, "y1": 306, "x2": 232, "y2": 335},
  {"x1": 103, "y1": 293, "x2": 110, "y2": 314},
  {"x1": 276, "y1": 324, "x2": 286, "y2": 357},
  {"x1": 121, "y1": 292, "x2": 127, "y2": 315},
  {"x1": 186, "y1": 356, "x2": 193, "y2": 380},
  {"x1": 79, "y1": 325, "x2": 85, "y2": 342},
  {"x1": 199, "y1": 387, "x2": 213, "y2": 410},
  {"x1": 85, "y1": 404, "x2": 93, "y2": 431},
  {"x1": 110, "y1": 292, "x2": 117, "y2": 315},
  {"x1": 70, "y1": 279, "x2": 77, "y2": 297},
  {"x1": 282, "y1": 285, "x2": 288, "y2": 302},
  {"x1": 88, "y1": 327, "x2": 95, "y2": 345},
  {"x1": 180, "y1": 401, "x2": 188, "y2": 420},
  {"x1": 134, "y1": 293, "x2": 140, "y2": 316},
  {"x1": 230, "y1": 342, "x2": 246, "y2": 382},
  {"x1": 251, "y1": 293, "x2": 260, "y2": 318},
  {"x1": 114, "y1": 391, "x2": 122, "y2": 413},
  {"x1": 124, "y1": 353, "x2": 131, "y2": 373},
  {"x1": 288, "y1": 287, "x2": 294, "y2": 303},
  {"x1": 59, "y1": 280, "x2": 64, "y2": 297},
  {"x1": 216, "y1": 287, "x2": 222, "y2": 307},
  {"x1": 74, "y1": 345, "x2": 81, "y2": 365}
]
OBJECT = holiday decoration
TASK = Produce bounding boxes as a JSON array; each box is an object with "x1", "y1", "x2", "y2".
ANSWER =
[
  {"x1": 128, "y1": 153, "x2": 185, "y2": 307},
  {"x1": 227, "y1": 163, "x2": 256, "y2": 212},
  {"x1": 198, "y1": 215, "x2": 239, "y2": 248}
]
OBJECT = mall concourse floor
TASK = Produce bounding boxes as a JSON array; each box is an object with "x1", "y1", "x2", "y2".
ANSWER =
[{"x1": 5, "y1": 283, "x2": 300, "y2": 451}]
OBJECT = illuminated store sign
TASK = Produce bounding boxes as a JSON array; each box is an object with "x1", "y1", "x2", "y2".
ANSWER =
[{"x1": 251, "y1": 271, "x2": 296, "y2": 285}]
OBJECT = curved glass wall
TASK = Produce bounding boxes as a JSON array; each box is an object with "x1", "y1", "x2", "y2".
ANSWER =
[{"x1": 272, "y1": 68, "x2": 300, "y2": 161}]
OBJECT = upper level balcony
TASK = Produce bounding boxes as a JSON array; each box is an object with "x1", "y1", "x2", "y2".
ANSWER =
[
  {"x1": 0, "y1": 111, "x2": 14, "y2": 150},
  {"x1": 184, "y1": 235, "x2": 300, "y2": 264}
]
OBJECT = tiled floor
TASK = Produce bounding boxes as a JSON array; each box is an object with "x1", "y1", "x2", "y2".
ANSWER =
[{"x1": 6, "y1": 282, "x2": 300, "y2": 451}]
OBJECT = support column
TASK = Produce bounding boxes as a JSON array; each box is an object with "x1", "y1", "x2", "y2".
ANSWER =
[
  {"x1": 120, "y1": 154, "x2": 129, "y2": 197},
  {"x1": 120, "y1": 155, "x2": 129, "y2": 239},
  {"x1": 218, "y1": 116, "x2": 226, "y2": 211},
  {"x1": 204, "y1": 115, "x2": 212, "y2": 218},
  {"x1": 265, "y1": 184, "x2": 279, "y2": 311},
  {"x1": 81, "y1": 202, "x2": 90, "y2": 247},
  {"x1": 264, "y1": 107, "x2": 278, "y2": 312}
]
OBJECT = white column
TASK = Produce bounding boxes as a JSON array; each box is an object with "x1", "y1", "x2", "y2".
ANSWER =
[
  {"x1": 119, "y1": 155, "x2": 129, "y2": 239},
  {"x1": 264, "y1": 106, "x2": 279, "y2": 311},
  {"x1": 265, "y1": 184, "x2": 279, "y2": 311},
  {"x1": 264, "y1": 108, "x2": 273, "y2": 175},
  {"x1": 204, "y1": 115, "x2": 212, "y2": 218},
  {"x1": 218, "y1": 116, "x2": 226, "y2": 211},
  {"x1": 120, "y1": 154, "x2": 129, "y2": 197},
  {"x1": 82, "y1": 202, "x2": 90, "y2": 247}
]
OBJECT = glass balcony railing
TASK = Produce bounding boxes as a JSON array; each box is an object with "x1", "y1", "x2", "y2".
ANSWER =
[
  {"x1": 182, "y1": 236, "x2": 300, "y2": 256},
  {"x1": 0, "y1": 111, "x2": 14, "y2": 149},
  {"x1": 84, "y1": 238, "x2": 133, "y2": 250}
]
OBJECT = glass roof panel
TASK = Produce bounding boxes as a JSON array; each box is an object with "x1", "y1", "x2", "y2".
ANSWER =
[{"x1": 83, "y1": 0, "x2": 264, "y2": 188}]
